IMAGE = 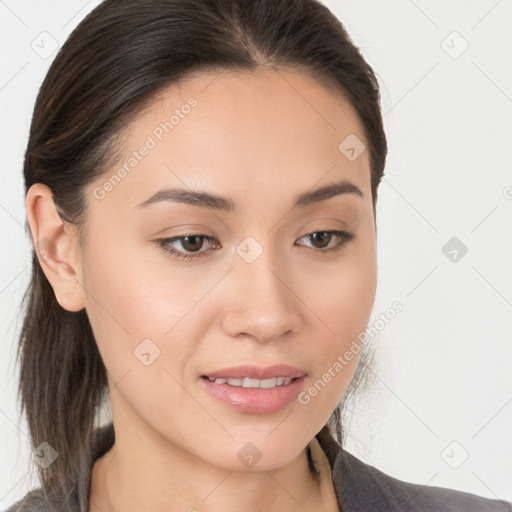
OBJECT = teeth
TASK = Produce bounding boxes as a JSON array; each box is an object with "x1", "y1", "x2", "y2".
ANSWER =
[{"x1": 210, "y1": 377, "x2": 293, "y2": 388}]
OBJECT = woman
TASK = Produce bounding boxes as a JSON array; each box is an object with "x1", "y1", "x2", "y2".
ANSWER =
[{"x1": 5, "y1": 0, "x2": 511, "y2": 510}]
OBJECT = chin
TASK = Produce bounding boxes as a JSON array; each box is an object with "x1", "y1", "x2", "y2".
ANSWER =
[{"x1": 201, "y1": 437, "x2": 307, "y2": 473}]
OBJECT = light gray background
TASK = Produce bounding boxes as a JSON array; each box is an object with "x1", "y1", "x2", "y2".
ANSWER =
[{"x1": 1, "y1": 0, "x2": 511, "y2": 507}]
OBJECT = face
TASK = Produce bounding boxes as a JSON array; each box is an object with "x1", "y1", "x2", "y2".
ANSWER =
[{"x1": 76, "y1": 67, "x2": 377, "y2": 470}]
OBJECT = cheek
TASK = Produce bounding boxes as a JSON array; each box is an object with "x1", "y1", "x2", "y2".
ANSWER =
[
  {"x1": 299, "y1": 231, "x2": 377, "y2": 345},
  {"x1": 320, "y1": 259, "x2": 376, "y2": 343},
  {"x1": 295, "y1": 234, "x2": 376, "y2": 411},
  {"x1": 81, "y1": 229, "x2": 209, "y2": 382}
]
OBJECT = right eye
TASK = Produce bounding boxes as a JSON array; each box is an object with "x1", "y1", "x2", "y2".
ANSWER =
[{"x1": 155, "y1": 234, "x2": 220, "y2": 260}]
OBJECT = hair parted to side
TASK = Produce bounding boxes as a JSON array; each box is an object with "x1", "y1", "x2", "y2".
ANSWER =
[{"x1": 17, "y1": 0, "x2": 387, "y2": 501}]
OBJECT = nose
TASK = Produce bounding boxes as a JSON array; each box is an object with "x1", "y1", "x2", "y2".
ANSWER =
[{"x1": 220, "y1": 247, "x2": 304, "y2": 343}]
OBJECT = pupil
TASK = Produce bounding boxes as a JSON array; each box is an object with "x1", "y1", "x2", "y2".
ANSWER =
[
  {"x1": 182, "y1": 235, "x2": 203, "y2": 252},
  {"x1": 312, "y1": 231, "x2": 331, "y2": 248}
]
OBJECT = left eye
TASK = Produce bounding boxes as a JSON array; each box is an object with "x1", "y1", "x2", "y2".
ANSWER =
[
  {"x1": 295, "y1": 230, "x2": 354, "y2": 251},
  {"x1": 155, "y1": 229, "x2": 354, "y2": 261}
]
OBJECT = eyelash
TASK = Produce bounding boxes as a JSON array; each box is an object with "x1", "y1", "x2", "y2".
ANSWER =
[{"x1": 154, "y1": 230, "x2": 354, "y2": 261}]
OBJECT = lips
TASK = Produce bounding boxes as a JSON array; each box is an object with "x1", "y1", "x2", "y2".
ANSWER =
[
  {"x1": 202, "y1": 364, "x2": 307, "y2": 380},
  {"x1": 200, "y1": 372, "x2": 309, "y2": 414}
]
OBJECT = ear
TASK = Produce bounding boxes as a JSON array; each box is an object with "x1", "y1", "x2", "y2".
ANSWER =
[{"x1": 25, "y1": 183, "x2": 86, "y2": 312}]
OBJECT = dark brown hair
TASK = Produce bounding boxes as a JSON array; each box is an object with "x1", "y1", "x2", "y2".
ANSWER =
[{"x1": 16, "y1": 0, "x2": 387, "y2": 501}]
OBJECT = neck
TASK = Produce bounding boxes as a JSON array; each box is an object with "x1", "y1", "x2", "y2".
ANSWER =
[{"x1": 89, "y1": 422, "x2": 325, "y2": 512}]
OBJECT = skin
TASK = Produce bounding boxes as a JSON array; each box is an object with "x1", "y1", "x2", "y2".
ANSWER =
[{"x1": 26, "y1": 67, "x2": 377, "y2": 512}]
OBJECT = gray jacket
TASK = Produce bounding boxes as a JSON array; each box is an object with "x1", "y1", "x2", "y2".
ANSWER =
[{"x1": 4, "y1": 422, "x2": 511, "y2": 511}]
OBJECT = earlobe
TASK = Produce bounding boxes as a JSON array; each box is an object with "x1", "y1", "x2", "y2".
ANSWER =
[{"x1": 25, "y1": 183, "x2": 86, "y2": 312}]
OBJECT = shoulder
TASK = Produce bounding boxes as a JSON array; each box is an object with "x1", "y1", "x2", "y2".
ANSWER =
[
  {"x1": 4, "y1": 423, "x2": 115, "y2": 512},
  {"x1": 3, "y1": 487, "x2": 82, "y2": 512},
  {"x1": 3, "y1": 489, "x2": 59, "y2": 512},
  {"x1": 331, "y1": 445, "x2": 512, "y2": 512}
]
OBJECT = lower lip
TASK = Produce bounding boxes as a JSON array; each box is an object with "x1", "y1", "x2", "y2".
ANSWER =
[{"x1": 200, "y1": 376, "x2": 308, "y2": 414}]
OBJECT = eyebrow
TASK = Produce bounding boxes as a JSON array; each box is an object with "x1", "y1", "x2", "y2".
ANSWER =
[{"x1": 134, "y1": 179, "x2": 364, "y2": 213}]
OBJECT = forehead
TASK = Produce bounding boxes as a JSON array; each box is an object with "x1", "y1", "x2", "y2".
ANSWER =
[{"x1": 88, "y1": 66, "x2": 370, "y2": 216}]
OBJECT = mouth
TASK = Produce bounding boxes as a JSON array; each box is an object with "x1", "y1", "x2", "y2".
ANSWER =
[
  {"x1": 201, "y1": 375, "x2": 301, "y2": 389},
  {"x1": 199, "y1": 366, "x2": 308, "y2": 414},
  {"x1": 201, "y1": 363, "x2": 307, "y2": 381}
]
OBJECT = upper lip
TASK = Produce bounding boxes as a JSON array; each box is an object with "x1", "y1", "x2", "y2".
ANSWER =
[{"x1": 203, "y1": 364, "x2": 307, "y2": 380}]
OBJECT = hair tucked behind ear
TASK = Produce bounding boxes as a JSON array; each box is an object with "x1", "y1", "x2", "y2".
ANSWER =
[
  {"x1": 16, "y1": 0, "x2": 387, "y2": 500},
  {"x1": 16, "y1": 257, "x2": 108, "y2": 503}
]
